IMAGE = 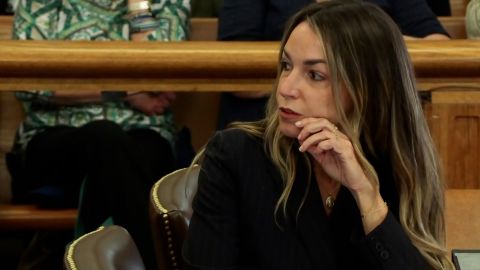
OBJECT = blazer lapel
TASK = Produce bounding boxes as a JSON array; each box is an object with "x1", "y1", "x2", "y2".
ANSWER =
[{"x1": 286, "y1": 159, "x2": 338, "y2": 269}]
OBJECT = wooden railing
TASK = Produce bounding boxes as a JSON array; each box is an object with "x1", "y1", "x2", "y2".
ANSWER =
[
  {"x1": 0, "y1": 40, "x2": 276, "y2": 92},
  {"x1": 0, "y1": 40, "x2": 479, "y2": 92}
]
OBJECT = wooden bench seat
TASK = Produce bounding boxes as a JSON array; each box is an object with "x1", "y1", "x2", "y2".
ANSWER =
[
  {"x1": 0, "y1": 204, "x2": 77, "y2": 230},
  {"x1": 0, "y1": 189, "x2": 478, "y2": 252}
]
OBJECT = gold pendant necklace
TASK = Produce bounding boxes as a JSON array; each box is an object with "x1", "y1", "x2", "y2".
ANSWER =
[{"x1": 325, "y1": 193, "x2": 335, "y2": 208}]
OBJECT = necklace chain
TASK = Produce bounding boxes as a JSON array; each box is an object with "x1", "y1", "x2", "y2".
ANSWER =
[
  {"x1": 324, "y1": 183, "x2": 341, "y2": 209},
  {"x1": 313, "y1": 165, "x2": 340, "y2": 210}
]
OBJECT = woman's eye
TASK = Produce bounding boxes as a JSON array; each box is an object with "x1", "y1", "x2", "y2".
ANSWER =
[
  {"x1": 308, "y1": 71, "x2": 325, "y2": 81},
  {"x1": 280, "y1": 60, "x2": 292, "y2": 71}
]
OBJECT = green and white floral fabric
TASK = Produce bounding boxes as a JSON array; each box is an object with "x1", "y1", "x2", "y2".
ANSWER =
[
  {"x1": 12, "y1": 0, "x2": 190, "y2": 152},
  {"x1": 466, "y1": 0, "x2": 480, "y2": 39}
]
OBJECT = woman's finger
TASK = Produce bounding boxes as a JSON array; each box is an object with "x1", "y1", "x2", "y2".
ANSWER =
[
  {"x1": 296, "y1": 117, "x2": 338, "y2": 141},
  {"x1": 298, "y1": 129, "x2": 335, "y2": 152}
]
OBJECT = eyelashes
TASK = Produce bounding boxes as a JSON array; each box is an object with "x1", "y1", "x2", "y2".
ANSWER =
[
  {"x1": 280, "y1": 59, "x2": 326, "y2": 82},
  {"x1": 280, "y1": 59, "x2": 292, "y2": 71}
]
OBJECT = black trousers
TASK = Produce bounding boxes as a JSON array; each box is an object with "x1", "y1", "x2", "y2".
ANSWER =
[{"x1": 22, "y1": 120, "x2": 175, "y2": 269}]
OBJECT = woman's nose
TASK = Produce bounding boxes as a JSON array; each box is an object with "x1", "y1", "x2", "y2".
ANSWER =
[{"x1": 278, "y1": 73, "x2": 300, "y2": 99}]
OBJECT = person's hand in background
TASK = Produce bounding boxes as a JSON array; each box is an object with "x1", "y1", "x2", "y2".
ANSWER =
[{"x1": 126, "y1": 92, "x2": 176, "y2": 115}]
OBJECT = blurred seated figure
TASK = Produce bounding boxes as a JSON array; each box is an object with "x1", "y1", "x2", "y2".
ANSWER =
[
  {"x1": 466, "y1": 0, "x2": 480, "y2": 39},
  {"x1": 2, "y1": 0, "x2": 17, "y2": 14},
  {"x1": 426, "y1": 0, "x2": 451, "y2": 16},
  {"x1": 8, "y1": 0, "x2": 190, "y2": 269},
  {"x1": 191, "y1": 0, "x2": 222, "y2": 17}
]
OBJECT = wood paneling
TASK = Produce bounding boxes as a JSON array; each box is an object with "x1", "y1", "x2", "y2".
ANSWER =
[
  {"x1": 439, "y1": 16, "x2": 467, "y2": 39},
  {"x1": 445, "y1": 189, "x2": 480, "y2": 251},
  {"x1": 0, "y1": 15, "x2": 12, "y2": 40},
  {"x1": 450, "y1": 0, "x2": 469, "y2": 16},
  {"x1": 0, "y1": 92, "x2": 23, "y2": 203},
  {"x1": 189, "y1": 17, "x2": 218, "y2": 41},
  {"x1": 172, "y1": 92, "x2": 220, "y2": 150},
  {"x1": 426, "y1": 90, "x2": 480, "y2": 188}
]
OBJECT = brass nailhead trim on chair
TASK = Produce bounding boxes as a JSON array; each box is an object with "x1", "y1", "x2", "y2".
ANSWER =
[
  {"x1": 66, "y1": 226, "x2": 105, "y2": 270},
  {"x1": 151, "y1": 166, "x2": 199, "y2": 270},
  {"x1": 163, "y1": 214, "x2": 178, "y2": 269}
]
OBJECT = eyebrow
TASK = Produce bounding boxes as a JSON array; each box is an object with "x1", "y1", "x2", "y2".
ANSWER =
[{"x1": 283, "y1": 50, "x2": 327, "y2": 66}]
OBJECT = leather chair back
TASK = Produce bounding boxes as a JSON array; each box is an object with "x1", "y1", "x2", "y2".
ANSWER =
[
  {"x1": 64, "y1": 225, "x2": 145, "y2": 270},
  {"x1": 150, "y1": 165, "x2": 200, "y2": 270}
]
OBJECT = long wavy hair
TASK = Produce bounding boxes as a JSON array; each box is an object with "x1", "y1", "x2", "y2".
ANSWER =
[{"x1": 194, "y1": 0, "x2": 452, "y2": 268}]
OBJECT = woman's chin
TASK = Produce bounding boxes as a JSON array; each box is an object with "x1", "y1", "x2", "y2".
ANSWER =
[{"x1": 278, "y1": 122, "x2": 299, "y2": 139}]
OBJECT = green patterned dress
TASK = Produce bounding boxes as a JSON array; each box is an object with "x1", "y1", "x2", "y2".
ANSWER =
[{"x1": 11, "y1": 0, "x2": 190, "y2": 153}]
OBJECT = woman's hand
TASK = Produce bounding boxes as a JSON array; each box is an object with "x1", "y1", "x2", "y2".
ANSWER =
[
  {"x1": 296, "y1": 117, "x2": 369, "y2": 192},
  {"x1": 296, "y1": 117, "x2": 388, "y2": 233},
  {"x1": 126, "y1": 92, "x2": 176, "y2": 115}
]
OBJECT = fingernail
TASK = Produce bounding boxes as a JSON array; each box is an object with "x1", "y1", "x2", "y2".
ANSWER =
[
  {"x1": 295, "y1": 121, "x2": 301, "y2": 127},
  {"x1": 298, "y1": 146, "x2": 303, "y2": 152}
]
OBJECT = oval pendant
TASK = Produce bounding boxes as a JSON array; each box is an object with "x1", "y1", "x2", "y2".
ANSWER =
[{"x1": 325, "y1": 195, "x2": 335, "y2": 208}]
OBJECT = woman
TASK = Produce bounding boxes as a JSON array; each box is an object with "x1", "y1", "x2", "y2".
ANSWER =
[
  {"x1": 216, "y1": 0, "x2": 449, "y2": 131},
  {"x1": 183, "y1": 1, "x2": 453, "y2": 269}
]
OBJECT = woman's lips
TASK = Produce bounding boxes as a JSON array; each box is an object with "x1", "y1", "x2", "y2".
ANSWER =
[{"x1": 279, "y1": 107, "x2": 301, "y2": 120}]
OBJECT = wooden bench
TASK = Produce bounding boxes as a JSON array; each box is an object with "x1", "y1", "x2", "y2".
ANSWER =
[{"x1": 0, "y1": 205, "x2": 77, "y2": 230}]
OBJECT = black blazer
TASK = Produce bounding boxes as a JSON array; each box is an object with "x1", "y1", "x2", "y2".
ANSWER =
[{"x1": 183, "y1": 129, "x2": 428, "y2": 269}]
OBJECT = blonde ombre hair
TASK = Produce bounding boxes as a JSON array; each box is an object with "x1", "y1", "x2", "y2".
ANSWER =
[{"x1": 194, "y1": 0, "x2": 452, "y2": 269}]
